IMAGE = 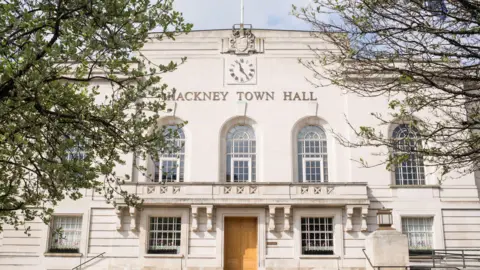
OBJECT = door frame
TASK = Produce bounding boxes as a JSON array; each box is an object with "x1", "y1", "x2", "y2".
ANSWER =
[{"x1": 217, "y1": 208, "x2": 266, "y2": 270}]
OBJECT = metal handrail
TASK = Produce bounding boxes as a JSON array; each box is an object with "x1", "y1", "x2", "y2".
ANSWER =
[
  {"x1": 410, "y1": 249, "x2": 480, "y2": 269},
  {"x1": 72, "y1": 252, "x2": 106, "y2": 270}
]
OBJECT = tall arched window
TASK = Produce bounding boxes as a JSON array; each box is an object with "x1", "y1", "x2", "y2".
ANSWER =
[
  {"x1": 154, "y1": 126, "x2": 185, "y2": 182},
  {"x1": 392, "y1": 124, "x2": 425, "y2": 185},
  {"x1": 297, "y1": 126, "x2": 328, "y2": 182},
  {"x1": 226, "y1": 125, "x2": 256, "y2": 182}
]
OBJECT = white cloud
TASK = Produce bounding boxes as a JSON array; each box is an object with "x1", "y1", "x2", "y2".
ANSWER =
[{"x1": 174, "y1": 0, "x2": 313, "y2": 30}]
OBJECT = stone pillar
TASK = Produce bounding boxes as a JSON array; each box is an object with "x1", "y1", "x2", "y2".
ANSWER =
[{"x1": 364, "y1": 230, "x2": 409, "y2": 270}]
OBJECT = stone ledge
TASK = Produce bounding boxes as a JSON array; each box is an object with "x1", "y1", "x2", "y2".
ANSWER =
[
  {"x1": 298, "y1": 255, "x2": 341, "y2": 259},
  {"x1": 144, "y1": 254, "x2": 184, "y2": 258},
  {"x1": 389, "y1": 185, "x2": 441, "y2": 189},
  {"x1": 44, "y1": 252, "x2": 82, "y2": 257}
]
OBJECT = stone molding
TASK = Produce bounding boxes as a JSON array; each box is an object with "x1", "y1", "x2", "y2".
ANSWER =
[
  {"x1": 268, "y1": 205, "x2": 292, "y2": 232},
  {"x1": 345, "y1": 205, "x2": 369, "y2": 232},
  {"x1": 191, "y1": 205, "x2": 215, "y2": 232}
]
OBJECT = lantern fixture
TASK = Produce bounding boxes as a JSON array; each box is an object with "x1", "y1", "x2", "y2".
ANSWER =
[{"x1": 377, "y1": 209, "x2": 393, "y2": 230}]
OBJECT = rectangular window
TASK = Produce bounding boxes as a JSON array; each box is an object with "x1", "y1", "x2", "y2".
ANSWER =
[
  {"x1": 159, "y1": 157, "x2": 180, "y2": 182},
  {"x1": 394, "y1": 151, "x2": 426, "y2": 185},
  {"x1": 66, "y1": 147, "x2": 86, "y2": 161},
  {"x1": 402, "y1": 217, "x2": 433, "y2": 251},
  {"x1": 424, "y1": 0, "x2": 443, "y2": 12},
  {"x1": 49, "y1": 216, "x2": 82, "y2": 253},
  {"x1": 148, "y1": 217, "x2": 181, "y2": 254},
  {"x1": 231, "y1": 157, "x2": 251, "y2": 182},
  {"x1": 302, "y1": 158, "x2": 324, "y2": 183},
  {"x1": 301, "y1": 217, "x2": 334, "y2": 255}
]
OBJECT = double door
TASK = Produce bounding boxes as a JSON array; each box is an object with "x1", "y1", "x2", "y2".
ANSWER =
[{"x1": 224, "y1": 217, "x2": 258, "y2": 270}]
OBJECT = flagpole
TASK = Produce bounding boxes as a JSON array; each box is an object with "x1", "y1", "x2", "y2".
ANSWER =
[{"x1": 240, "y1": 0, "x2": 244, "y2": 28}]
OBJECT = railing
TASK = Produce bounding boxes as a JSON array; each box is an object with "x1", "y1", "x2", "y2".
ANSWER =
[
  {"x1": 410, "y1": 249, "x2": 480, "y2": 269},
  {"x1": 362, "y1": 249, "x2": 462, "y2": 270},
  {"x1": 72, "y1": 252, "x2": 105, "y2": 270}
]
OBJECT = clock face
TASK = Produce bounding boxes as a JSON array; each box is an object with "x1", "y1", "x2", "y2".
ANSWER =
[{"x1": 229, "y1": 58, "x2": 256, "y2": 83}]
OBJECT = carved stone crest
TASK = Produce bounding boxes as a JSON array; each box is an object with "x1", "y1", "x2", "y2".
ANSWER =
[
  {"x1": 223, "y1": 24, "x2": 264, "y2": 55},
  {"x1": 230, "y1": 28, "x2": 255, "y2": 54}
]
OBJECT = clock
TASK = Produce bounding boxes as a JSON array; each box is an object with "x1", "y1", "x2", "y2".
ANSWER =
[{"x1": 228, "y1": 58, "x2": 256, "y2": 83}]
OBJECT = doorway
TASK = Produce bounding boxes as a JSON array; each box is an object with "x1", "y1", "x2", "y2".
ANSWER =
[{"x1": 224, "y1": 217, "x2": 258, "y2": 270}]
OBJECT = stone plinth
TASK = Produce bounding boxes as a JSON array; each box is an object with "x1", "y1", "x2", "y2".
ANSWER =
[{"x1": 365, "y1": 230, "x2": 409, "y2": 270}]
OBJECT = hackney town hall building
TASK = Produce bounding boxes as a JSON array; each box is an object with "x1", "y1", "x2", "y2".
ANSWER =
[{"x1": 1, "y1": 27, "x2": 479, "y2": 270}]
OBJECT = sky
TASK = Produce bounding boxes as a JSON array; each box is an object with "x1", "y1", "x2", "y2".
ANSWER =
[{"x1": 174, "y1": 0, "x2": 314, "y2": 31}]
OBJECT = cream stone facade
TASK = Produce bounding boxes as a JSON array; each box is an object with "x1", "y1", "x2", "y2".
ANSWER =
[{"x1": 0, "y1": 29, "x2": 479, "y2": 270}]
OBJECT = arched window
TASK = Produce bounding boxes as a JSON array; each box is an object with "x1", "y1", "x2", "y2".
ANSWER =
[
  {"x1": 226, "y1": 125, "x2": 256, "y2": 182},
  {"x1": 392, "y1": 124, "x2": 425, "y2": 185},
  {"x1": 154, "y1": 126, "x2": 185, "y2": 182},
  {"x1": 297, "y1": 126, "x2": 328, "y2": 182}
]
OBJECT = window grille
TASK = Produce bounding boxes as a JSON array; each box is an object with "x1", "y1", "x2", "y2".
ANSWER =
[
  {"x1": 298, "y1": 126, "x2": 328, "y2": 182},
  {"x1": 154, "y1": 126, "x2": 185, "y2": 182},
  {"x1": 49, "y1": 216, "x2": 82, "y2": 253},
  {"x1": 402, "y1": 217, "x2": 433, "y2": 250},
  {"x1": 148, "y1": 217, "x2": 181, "y2": 254},
  {"x1": 392, "y1": 124, "x2": 425, "y2": 185},
  {"x1": 226, "y1": 125, "x2": 256, "y2": 182},
  {"x1": 301, "y1": 217, "x2": 334, "y2": 255}
]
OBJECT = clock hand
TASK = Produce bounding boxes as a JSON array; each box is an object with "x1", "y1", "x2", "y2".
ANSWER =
[{"x1": 237, "y1": 63, "x2": 249, "y2": 79}]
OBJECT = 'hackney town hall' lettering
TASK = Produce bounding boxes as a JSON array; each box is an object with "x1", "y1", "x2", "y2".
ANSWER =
[{"x1": 166, "y1": 91, "x2": 318, "y2": 102}]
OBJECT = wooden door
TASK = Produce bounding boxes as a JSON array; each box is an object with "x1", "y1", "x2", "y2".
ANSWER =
[{"x1": 224, "y1": 217, "x2": 258, "y2": 270}]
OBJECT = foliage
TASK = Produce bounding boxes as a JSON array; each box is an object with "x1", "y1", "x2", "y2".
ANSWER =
[
  {"x1": 293, "y1": 0, "x2": 480, "y2": 179},
  {"x1": 0, "y1": 0, "x2": 192, "y2": 231}
]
